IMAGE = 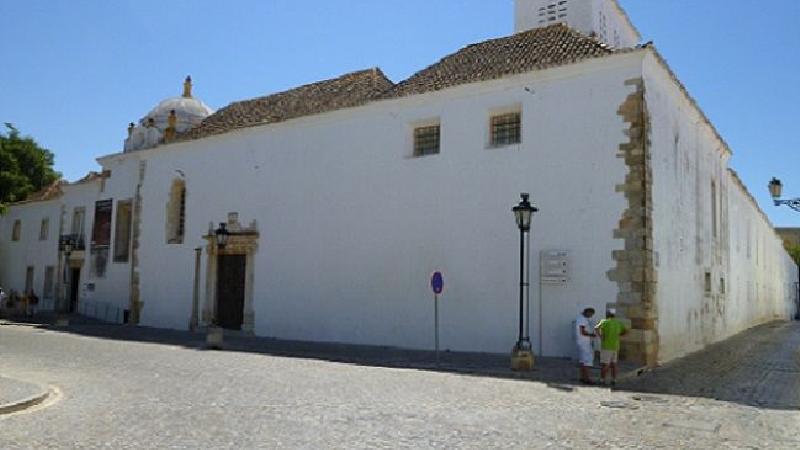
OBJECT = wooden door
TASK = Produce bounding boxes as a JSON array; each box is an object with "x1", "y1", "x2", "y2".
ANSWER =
[{"x1": 216, "y1": 255, "x2": 246, "y2": 330}]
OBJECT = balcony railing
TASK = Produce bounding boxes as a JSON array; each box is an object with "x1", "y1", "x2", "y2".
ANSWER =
[{"x1": 59, "y1": 234, "x2": 86, "y2": 251}]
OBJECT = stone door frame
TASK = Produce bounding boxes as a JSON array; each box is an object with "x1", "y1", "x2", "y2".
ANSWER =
[{"x1": 201, "y1": 213, "x2": 259, "y2": 334}]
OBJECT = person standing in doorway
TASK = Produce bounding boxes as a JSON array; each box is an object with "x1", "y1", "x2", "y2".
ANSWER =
[
  {"x1": 595, "y1": 308, "x2": 627, "y2": 386},
  {"x1": 575, "y1": 307, "x2": 596, "y2": 384}
]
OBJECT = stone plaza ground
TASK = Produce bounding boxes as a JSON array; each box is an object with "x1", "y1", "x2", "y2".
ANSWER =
[{"x1": 1, "y1": 317, "x2": 799, "y2": 448}]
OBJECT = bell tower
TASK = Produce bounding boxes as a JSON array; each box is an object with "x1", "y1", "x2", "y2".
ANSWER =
[{"x1": 514, "y1": 0, "x2": 640, "y2": 48}]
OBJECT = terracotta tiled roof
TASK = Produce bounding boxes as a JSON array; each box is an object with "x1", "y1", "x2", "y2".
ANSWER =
[
  {"x1": 25, "y1": 180, "x2": 65, "y2": 202},
  {"x1": 177, "y1": 24, "x2": 618, "y2": 143},
  {"x1": 387, "y1": 23, "x2": 615, "y2": 98},
  {"x1": 179, "y1": 68, "x2": 394, "y2": 140}
]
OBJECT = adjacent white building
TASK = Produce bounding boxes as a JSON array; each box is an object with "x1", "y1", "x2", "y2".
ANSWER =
[{"x1": 1, "y1": 0, "x2": 795, "y2": 366}]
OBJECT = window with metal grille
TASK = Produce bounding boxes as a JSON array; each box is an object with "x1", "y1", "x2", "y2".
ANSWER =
[
  {"x1": 167, "y1": 179, "x2": 187, "y2": 244},
  {"x1": 178, "y1": 188, "x2": 186, "y2": 239},
  {"x1": 538, "y1": 1, "x2": 567, "y2": 24},
  {"x1": 413, "y1": 125, "x2": 440, "y2": 156},
  {"x1": 490, "y1": 112, "x2": 521, "y2": 146}
]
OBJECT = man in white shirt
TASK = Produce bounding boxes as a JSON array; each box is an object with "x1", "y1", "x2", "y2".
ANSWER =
[{"x1": 575, "y1": 307, "x2": 597, "y2": 384}]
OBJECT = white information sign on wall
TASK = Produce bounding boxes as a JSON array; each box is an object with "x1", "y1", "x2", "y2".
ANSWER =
[{"x1": 540, "y1": 250, "x2": 569, "y2": 285}]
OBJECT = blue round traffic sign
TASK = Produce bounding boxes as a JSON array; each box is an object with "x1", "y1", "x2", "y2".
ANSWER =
[{"x1": 431, "y1": 271, "x2": 444, "y2": 295}]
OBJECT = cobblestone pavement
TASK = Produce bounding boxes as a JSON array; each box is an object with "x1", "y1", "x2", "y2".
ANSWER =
[
  {"x1": 1, "y1": 320, "x2": 799, "y2": 448},
  {"x1": 619, "y1": 321, "x2": 800, "y2": 410}
]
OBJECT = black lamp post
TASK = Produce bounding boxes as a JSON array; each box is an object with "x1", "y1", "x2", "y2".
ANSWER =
[
  {"x1": 511, "y1": 193, "x2": 538, "y2": 369},
  {"x1": 769, "y1": 177, "x2": 800, "y2": 212},
  {"x1": 215, "y1": 223, "x2": 230, "y2": 249},
  {"x1": 59, "y1": 236, "x2": 74, "y2": 314},
  {"x1": 768, "y1": 177, "x2": 800, "y2": 320}
]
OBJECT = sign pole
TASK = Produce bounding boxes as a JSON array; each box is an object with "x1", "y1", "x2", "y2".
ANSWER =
[
  {"x1": 430, "y1": 270, "x2": 444, "y2": 367},
  {"x1": 434, "y1": 293, "x2": 440, "y2": 367}
]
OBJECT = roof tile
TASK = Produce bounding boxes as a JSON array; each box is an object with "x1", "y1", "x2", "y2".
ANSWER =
[
  {"x1": 387, "y1": 24, "x2": 614, "y2": 98},
  {"x1": 179, "y1": 68, "x2": 394, "y2": 141}
]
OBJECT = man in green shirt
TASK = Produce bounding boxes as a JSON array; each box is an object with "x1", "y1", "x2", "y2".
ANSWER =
[{"x1": 594, "y1": 308, "x2": 627, "y2": 386}]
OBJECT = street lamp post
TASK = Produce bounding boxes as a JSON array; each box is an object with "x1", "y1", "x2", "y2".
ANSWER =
[
  {"x1": 57, "y1": 236, "x2": 74, "y2": 325},
  {"x1": 768, "y1": 177, "x2": 800, "y2": 211},
  {"x1": 511, "y1": 193, "x2": 538, "y2": 371},
  {"x1": 768, "y1": 177, "x2": 800, "y2": 320},
  {"x1": 206, "y1": 223, "x2": 231, "y2": 349}
]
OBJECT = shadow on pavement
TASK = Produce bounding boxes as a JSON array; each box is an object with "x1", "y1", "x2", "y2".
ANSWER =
[
  {"x1": 0, "y1": 312, "x2": 631, "y2": 390},
  {"x1": 11, "y1": 314, "x2": 797, "y2": 412},
  {"x1": 615, "y1": 321, "x2": 800, "y2": 411}
]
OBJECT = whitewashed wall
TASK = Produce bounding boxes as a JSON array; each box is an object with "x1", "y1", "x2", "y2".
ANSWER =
[
  {"x1": 644, "y1": 52, "x2": 797, "y2": 362},
  {"x1": 56, "y1": 179, "x2": 131, "y2": 320},
  {"x1": 0, "y1": 199, "x2": 61, "y2": 307},
  {"x1": 0, "y1": 172, "x2": 138, "y2": 321},
  {"x1": 129, "y1": 54, "x2": 642, "y2": 356},
  {"x1": 86, "y1": 159, "x2": 139, "y2": 320}
]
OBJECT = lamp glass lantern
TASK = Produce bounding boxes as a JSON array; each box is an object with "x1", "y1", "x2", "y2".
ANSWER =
[
  {"x1": 513, "y1": 193, "x2": 536, "y2": 231},
  {"x1": 215, "y1": 223, "x2": 230, "y2": 249},
  {"x1": 769, "y1": 177, "x2": 783, "y2": 202}
]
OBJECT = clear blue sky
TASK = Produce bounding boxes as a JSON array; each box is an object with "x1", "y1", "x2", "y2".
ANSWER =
[{"x1": 1, "y1": 1, "x2": 798, "y2": 225}]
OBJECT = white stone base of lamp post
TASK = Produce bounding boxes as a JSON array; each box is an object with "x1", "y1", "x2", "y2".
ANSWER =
[{"x1": 206, "y1": 326, "x2": 224, "y2": 350}]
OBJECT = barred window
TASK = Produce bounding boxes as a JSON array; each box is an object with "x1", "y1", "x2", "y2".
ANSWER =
[
  {"x1": 413, "y1": 125, "x2": 440, "y2": 157},
  {"x1": 167, "y1": 179, "x2": 186, "y2": 244},
  {"x1": 490, "y1": 112, "x2": 521, "y2": 146}
]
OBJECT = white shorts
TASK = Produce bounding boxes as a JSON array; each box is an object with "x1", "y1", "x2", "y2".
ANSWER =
[
  {"x1": 600, "y1": 350, "x2": 618, "y2": 365},
  {"x1": 577, "y1": 343, "x2": 594, "y2": 367}
]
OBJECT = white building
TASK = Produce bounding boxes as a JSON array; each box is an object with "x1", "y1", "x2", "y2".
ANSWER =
[{"x1": 1, "y1": 0, "x2": 796, "y2": 366}]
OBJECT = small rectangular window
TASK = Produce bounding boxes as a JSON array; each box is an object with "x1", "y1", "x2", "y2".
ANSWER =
[
  {"x1": 114, "y1": 200, "x2": 132, "y2": 262},
  {"x1": 12, "y1": 220, "x2": 21, "y2": 241},
  {"x1": 72, "y1": 207, "x2": 86, "y2": 236},
  {"x1": 25, "y1": 266, "x2": 34, "y2": 293},
  {"x1": 704, "y1": 272, "x2": 712, "y2": 294},
  {"x1": 490, "y1": 112, "x2": 521, "y2": 147},
  {"x1": 720, "y1": 277, "x2": 725, "y2": 295},
  {"x1": 43, "y1": 266, "x2": 55, "y2": 298},
  {"x1": 711, "y1": 181, "x2": 718, "y2": 239},
  {"x1": 39, "y1": 218, "x2": 49, "y2": 241},
  {"x1": 413, "y1": 124, "x2": 440, "y2": 157}
]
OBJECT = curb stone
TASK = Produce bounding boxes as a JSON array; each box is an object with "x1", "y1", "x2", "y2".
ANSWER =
[{"x1": 0, "y1": 377, "x2": 52, "y2": 416}]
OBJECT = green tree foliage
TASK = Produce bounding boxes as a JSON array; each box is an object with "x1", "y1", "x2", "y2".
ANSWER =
[
  {"x1": 786, "y1": 244, "x2": 800, "y2": 267},
  {"x1": 0, "y1": 123, "x2": 61, "y2": 212}
]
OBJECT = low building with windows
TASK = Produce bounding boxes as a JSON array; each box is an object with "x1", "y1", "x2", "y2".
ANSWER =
[{"x1": 0, "y1": 0, "x2": 796, "y2": 366}]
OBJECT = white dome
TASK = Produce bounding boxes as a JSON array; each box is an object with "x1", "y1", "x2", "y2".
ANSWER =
[
  {"x1": 141, "y1": 96, "x2": 214, "y2": 132},
  {"x1": 124, "y1": 76, "x2": 214, "y2": 152}
]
